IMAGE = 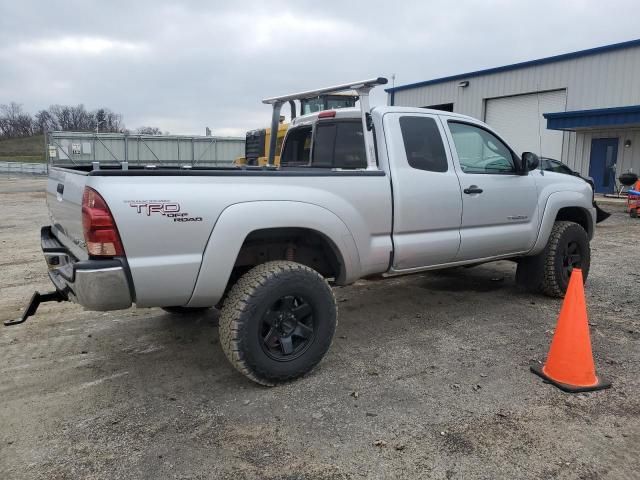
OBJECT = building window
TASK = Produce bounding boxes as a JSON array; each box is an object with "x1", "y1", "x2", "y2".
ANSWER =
[
  {"x1": 399, "y1": 116, "x2": 448, "y2": 172},
  {"x1": 423, "y1": 103, "x2": 454, "y2": 112}
]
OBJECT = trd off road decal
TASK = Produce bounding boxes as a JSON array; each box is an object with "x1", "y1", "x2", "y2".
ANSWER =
[{"x1": 125, "y1": 200, "x2": 203, "y2": 222}]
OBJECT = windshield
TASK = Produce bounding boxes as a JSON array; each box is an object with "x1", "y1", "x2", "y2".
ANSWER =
[{"x1": 542, "y1": 158, "x2": 574, "y2": 175}]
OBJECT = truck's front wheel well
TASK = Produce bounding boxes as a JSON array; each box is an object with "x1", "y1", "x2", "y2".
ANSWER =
[
  {"x1": 555, "y1": 207, "x2": 592, "y2": 236},
  {"x1": 230, "y1": 228, "x2": 344, "y2": 285}
]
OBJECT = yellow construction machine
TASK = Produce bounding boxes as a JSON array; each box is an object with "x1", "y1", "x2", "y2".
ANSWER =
[{"x1": 235, "y1": 93, "x2": 359, "y2": 167}]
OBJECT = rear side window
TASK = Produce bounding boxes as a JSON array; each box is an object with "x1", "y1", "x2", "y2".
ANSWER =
[
  {"x1": 281, "y1": 126, "x2": 312, "y2": 166},
  {"x1": 399, "y1": 116, "x2": 448, "y2": 172},
  {"x1": 312, "y1": 121, "x2": 366, "y2": 169}
]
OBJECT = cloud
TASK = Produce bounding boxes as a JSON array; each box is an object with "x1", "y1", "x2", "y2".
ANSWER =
[
  {"x1": 214, "y1": 11, "x2": 366, "y2": 52},
  {"x1": 15, "y1": 36, "x2": 148, "y2": 56},
  {"x1": 1, "y1": 0, "x2": 639, "y2": 135}
]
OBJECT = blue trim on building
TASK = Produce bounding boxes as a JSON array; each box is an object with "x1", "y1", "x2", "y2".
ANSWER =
[
  {"x1": 544, "y1": 105, "x2": 640, "y2": 131},
  {"x1": 386, "y1": 38, "x2": 640, "y2": 93}
]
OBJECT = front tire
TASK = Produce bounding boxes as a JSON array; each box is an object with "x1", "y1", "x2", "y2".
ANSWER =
[
  {"x1": 219, "y1": 261, "x2": 337, "y2": 386},
  {"x1": 516, "y1": 221, "x2": 590, "y2": 297}
]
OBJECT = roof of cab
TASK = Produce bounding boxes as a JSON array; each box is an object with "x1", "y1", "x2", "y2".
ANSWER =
[
  {"x1": 290, "y1": 106, "x2": 477, "y2": 127},
  {"x1": 373, "y1": 106, "x2": 475, "y2": 121},
  {"x1": 291, "y1": 107, "x2": 361, "y2": 126}
]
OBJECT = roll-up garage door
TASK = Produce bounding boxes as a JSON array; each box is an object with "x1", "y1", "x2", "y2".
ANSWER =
[{"x1": 485, "y1": 90, "x2": 566, "y2": 160}]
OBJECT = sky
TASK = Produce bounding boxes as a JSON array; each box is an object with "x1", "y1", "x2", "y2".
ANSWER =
[{"x1": 1, "y1": 0, "x2": 639, "y2": 136}]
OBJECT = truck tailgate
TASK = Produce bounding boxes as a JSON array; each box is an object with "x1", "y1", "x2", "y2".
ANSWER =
[{"x1": 47, "y1": 167, "x2": 89, "y2": 261}]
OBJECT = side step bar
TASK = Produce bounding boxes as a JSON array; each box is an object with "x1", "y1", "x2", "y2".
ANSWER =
[{"x1": 4, "y1": 290, "x2": 66, "y2": 326}]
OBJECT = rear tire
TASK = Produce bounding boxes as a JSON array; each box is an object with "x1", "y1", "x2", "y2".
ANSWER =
[
  {"x1": 219, "y1": 261, "x2": 337, "y2": 386},
  {"x1": 516, "y1": 221, "x2": 590, "y2": 298},
  {"x1": 631, "y1": 209, "x2": 638, "y2": 218}
]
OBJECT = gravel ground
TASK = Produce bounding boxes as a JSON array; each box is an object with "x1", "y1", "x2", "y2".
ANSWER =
[{"x1": 0, "y1": 175, "x2": 638, "y2": 480}]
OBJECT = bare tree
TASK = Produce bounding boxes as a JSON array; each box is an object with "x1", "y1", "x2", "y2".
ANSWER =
[
  {"x1": 0, "y1": 103, "x2": 131, "y2": 139},
  {"x1": 136, "y1": 126, "x2": 163, "y2": 135},
  {"x1": 33, "y1": 109, "x2": 59, "y2": 133},
  {"x1": 94, "y1": 108, "x2": 106, "y2": 131},
  {"x1": 49, "y1": 105, "x2": 73, "y2": 131},
  {"x1": 0, "y1": 103, "x2": 34, "y2": 138},
  {"x1": 103, "y1": 109, "x2": 123, "y2": 132},
  {"x1": 68, "y1": 104, "x2": 93, "y2": 131}
]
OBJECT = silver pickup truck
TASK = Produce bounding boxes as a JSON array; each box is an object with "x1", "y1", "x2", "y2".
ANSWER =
[{"x1": 13, "y1": 78, "x2": 595, "y2": 386}]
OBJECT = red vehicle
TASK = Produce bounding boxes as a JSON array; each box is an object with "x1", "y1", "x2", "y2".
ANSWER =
[{"x1": 628, "y1": 180, "x2": 640, "y2": 218}]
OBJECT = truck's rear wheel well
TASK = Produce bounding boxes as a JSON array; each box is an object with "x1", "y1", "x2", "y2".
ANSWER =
[
  {"x1": 555, "y1": 207, "x2": 592, "y2": 236},
  {"x1": 230, "y1": 228, "x2": 344, "y2": 285}
]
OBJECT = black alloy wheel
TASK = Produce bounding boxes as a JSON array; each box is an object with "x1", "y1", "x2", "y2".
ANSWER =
[
  {"x1": 218, "y1": 261, "x2": 337, "y2": 386},
  {"x1": 542, "y1": 221, "x2": 590, "y2": 297},
  {"x1": 561, "y1": 240, "x2": 583, "y2": 285},
  {"x1": 260, "y1": 295, "x2": 315, "y2": 361}
]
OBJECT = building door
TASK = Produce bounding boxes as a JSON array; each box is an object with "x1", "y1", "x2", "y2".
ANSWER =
[
  {"x1": 485, "y1": 90, "x2": 566, "y2": 159},
  {"x1": 588, "y1": 138, "x2": 618, "y2": 194}
]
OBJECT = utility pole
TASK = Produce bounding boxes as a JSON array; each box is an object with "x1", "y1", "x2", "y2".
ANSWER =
[{"x1": 388, "y1": 73, "x2": 396, "y2": 106}]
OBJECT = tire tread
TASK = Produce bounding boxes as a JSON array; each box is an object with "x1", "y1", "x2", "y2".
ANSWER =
[
  {"x1": 219, "y1": 261, "x2": 336, "y2": 386},
  {"x1": 540, "y1": 221, "x2": 589, "y2": 298}
]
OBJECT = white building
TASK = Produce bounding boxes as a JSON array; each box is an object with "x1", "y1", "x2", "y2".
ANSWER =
[{"x1": 386, "y1": 39, "x2": 640, "y2": 193}]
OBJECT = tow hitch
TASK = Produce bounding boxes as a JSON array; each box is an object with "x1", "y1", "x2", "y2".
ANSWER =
[{"x1": 4, "y1": 290, "x2": 66, "y2": 326}]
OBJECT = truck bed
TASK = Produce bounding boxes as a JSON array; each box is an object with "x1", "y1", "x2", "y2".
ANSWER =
[{"x1": 47, "y1": 165, "x2": 393, "y2": 308}]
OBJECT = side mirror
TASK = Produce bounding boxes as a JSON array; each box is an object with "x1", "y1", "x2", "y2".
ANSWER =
[{"x1": 521, "y1": 152, "x2": 539, "y2": 173}]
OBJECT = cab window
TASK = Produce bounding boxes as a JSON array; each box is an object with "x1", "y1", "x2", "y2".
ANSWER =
[
  {"x1": 280, "y1": 126, "x2": 312, "y2": 166},
  {"x1": 311, "y1": 121, "x2": 366, "y2": 169},
  {"x1": 448, "y1": 121, "x2": 516, "y2": 174},
  {"x1": 399, "y1": 116, "x2": 448, "y2": 172}
]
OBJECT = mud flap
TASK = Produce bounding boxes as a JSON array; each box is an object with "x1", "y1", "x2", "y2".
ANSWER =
[
  {"x1": 515, "y1": 254, "x2": 545, "y2": 292},
  {"x1": 594, "y1": 203, "x2": 611, "y2": 224}
]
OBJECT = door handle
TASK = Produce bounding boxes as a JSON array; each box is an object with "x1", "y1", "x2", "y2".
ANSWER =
[{"x1": 463, "y1": 185, "x2": 483, "y2": 194}]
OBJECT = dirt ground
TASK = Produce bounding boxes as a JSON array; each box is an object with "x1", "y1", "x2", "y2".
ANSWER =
[{"x1": 0, "y1": 175, "x2": 638, "y2": 480}]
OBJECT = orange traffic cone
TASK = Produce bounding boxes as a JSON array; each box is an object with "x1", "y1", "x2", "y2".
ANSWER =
[{"x1": 531, "y1": 268, "x2": 611, "y2": 393}]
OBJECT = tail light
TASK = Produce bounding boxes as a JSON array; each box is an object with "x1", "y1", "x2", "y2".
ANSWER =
[{"x1": 82, "y1": 187, "x2": 125, "y2": 257}]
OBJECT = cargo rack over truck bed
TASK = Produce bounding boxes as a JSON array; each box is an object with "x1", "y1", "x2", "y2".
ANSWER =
[{"x1": 262, "y1": 77, "x2": 388, "y2": 169}]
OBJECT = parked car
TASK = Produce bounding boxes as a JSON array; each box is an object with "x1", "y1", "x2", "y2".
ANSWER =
[
  {"x1": 11, "y1": 78, "x2": 597, "y2": 386},
  {"x1": 541, "y1": 157, "x2": 593, "y2": 186},
  {"x1": 541, "y1": 157, "x2": 610, "y2": 223}
]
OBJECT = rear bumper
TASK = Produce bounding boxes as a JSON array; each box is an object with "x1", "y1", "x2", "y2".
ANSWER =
[{"x1": 42, "y1": 226, "x2": 132, "y2": 311}]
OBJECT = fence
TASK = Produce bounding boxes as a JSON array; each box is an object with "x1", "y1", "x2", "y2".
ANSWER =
[
  {"x1": 0, "y1": 161, "x2": 48, "y2": 175},
  {"x1": 47, "y1": 131, "x2": 245, "y2": 168}
]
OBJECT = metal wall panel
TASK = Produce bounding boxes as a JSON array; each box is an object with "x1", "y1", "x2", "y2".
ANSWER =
[
  {"x1": 392, "y1": 45, "x2": 640, "y2": 177},
  {"x1": 563, "y1": 129, "x2": 640, "y2": 177},
  {"x1": 392, "y1": 45, "x2": 640, "y2": 116},
  {"x1": 48, "y1": 132, "x2": 244, "y2": 167}
]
